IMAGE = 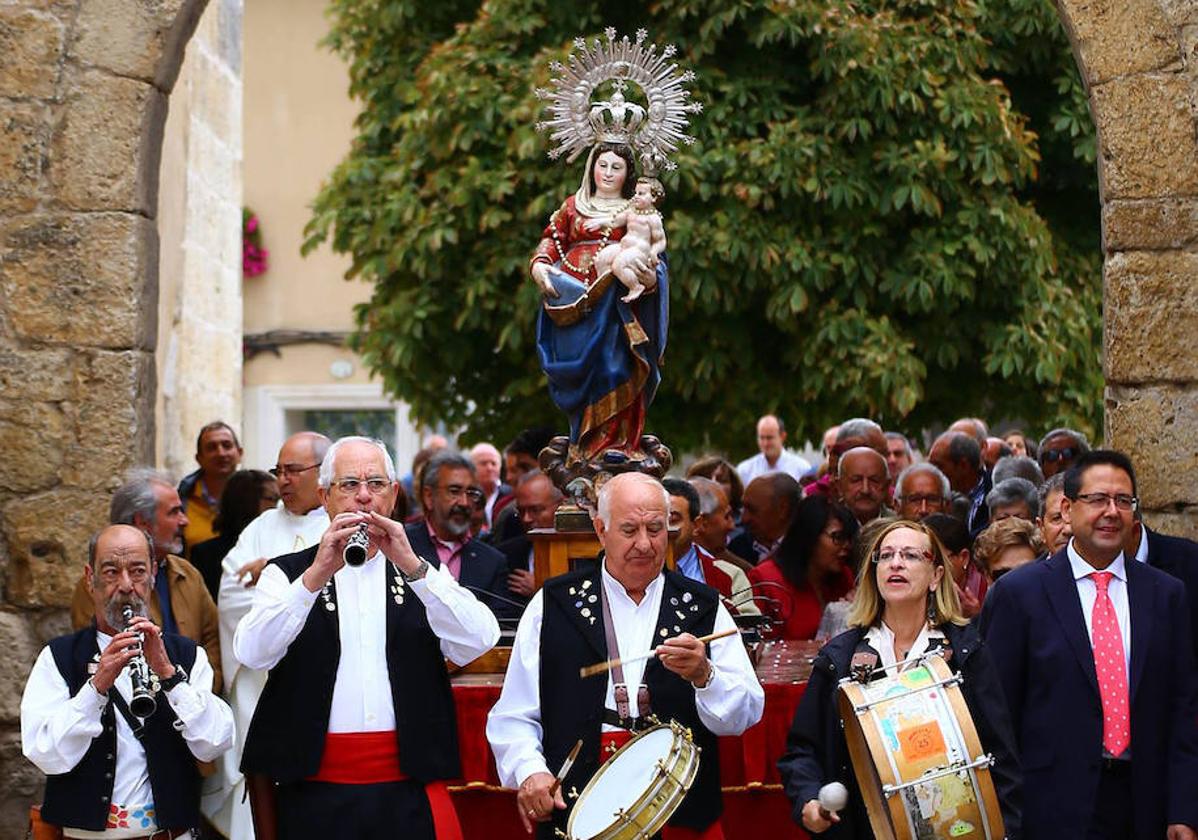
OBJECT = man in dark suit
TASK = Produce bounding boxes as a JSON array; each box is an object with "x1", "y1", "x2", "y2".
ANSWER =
[
  {"x1": 406, "y1": 449, "x2": 519, "y2": 622},
  {"x1": 494, "y1": 470, "x2": 563, "y2": 603},
  {"x1": 1124, "y1": 516, "x2": 1198, "y2": 665},
  {"x1": 982, "y1": 450, "x2": 1198, "y2": 840}
]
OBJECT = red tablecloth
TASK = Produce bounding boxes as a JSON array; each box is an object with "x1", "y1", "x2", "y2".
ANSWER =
[{"x1": 448, "y1": 641, "x2": 817, "y2": 839}]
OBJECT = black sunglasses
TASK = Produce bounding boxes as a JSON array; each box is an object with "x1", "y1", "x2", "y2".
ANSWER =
[{"x1": 1041, "y1": 447, "x2": 1078, "y2": 464}]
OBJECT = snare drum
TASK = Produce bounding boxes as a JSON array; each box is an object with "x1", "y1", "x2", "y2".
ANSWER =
[
  {"x1": 837, "y1": 653, "x2": 1004, "y2": 840},
  {"x1": 562, "y1": 721, "x2": 700, "y2": 840}
]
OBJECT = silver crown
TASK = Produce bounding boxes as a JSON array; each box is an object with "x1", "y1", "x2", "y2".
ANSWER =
[{"x1": 535, "y1": 28, "x2": 702, "y2": 175}]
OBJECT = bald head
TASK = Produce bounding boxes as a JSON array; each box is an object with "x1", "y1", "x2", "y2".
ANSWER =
[
  {"x1": 928, "y1": 431, "x2": 983, "y2": 493},
  {"x1": 276, "y1": 431, "x2": 331, "y2": 514},
  {"x1": 87, "y1": 524, "x2": 155, "y2": 634},
  {"x1": 949, "y1": 418, "x2": 988, "y2": 447},
  {"x1": 756, "y1": 414, "x2": 786, "y2": 462}
]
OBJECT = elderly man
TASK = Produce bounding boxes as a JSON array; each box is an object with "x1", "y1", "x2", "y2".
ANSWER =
[
  {"x1": 23, "y1": 525, "x2": 233, "y2": 840},
  {"x1": 929, "y1": 430, "x2": 991, "y2": 536},
  {"x1": 235, "y1": 436, "x2": 499, "y2": 840},
  {"x1": 496, "y1": 470, "x2": 563, "y2": 601},
  {"x1": 179, "y1": 421, "x2": 243, "y2": 555},
  {"x1": 730, "y1": 472, "x2": 801, "y2": 564},
  {"x1": 992, "y1": 454, "x2": 1044, "y2": 487},
  {"x1": 1038, "y1": 427, "x2": 1091, "y2": 479},
  {"x1": 663, "y1": 479, "x2": 759, "y2": 616},
  {"x1": 894, "y1": 463, "x2": 950, "y2": 520},
  {"x1": 987, "y1": 477, "x2": 1040, "y2": 523},
  {"x1": 736, "y1": 414, "x2": 811, "y2": 484},
  {"x1": 836, "y1": 447, "x2": 890, "y2": 525},
  {"x1": 205, "y1": 432, "x2": 331, "y2": 839},
  {"x1": 884, "y1": 432, "x2": 914, "y2": 481},
  {"x1": 72, "y1": 469, "x2": 222, "y2": 692},
  {"x1": 1036, "y1": 473, "x2": 1072, "y2": 556},
  {"x1": 406, "y1": 449, "x2": 514, "y2": 619},
  {"x1": 470, "y1": 442, "x2": 511, "y2": 529},
  {"x1": 487, "y1": 473, "x2": 764, "y2": 838},
  {"x1": 805, "y1": 417, "x2": 887, "y2": 499}
]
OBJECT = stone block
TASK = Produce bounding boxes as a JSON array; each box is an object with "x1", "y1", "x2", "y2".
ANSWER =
[
  {"x1": 1103, "y1": 198, "x2": 1198, "y2": 251},
  {"x1": 49, "y1": 69, "x2": 166, "y2": 213},
  {"x1": 0, "y1": 724, "x2": 44, "y2": 833},
  {"x1": 62, "y1": 350, "x2": 154, "y2": 489},
  {"x1": 0, "y1": 212, "x2": 158, "y2": 349},
  {"x1": 1105, "y1": 384, "x2": 1198, "y2": 509},
  {"x1": 0, "y1": 99, "x2": 47, "y2": 214},
  {"x1": 0, "y1": 399, "x2": 67, "y2": 494},
  {"x1": 1105, "y1": 251, "x2": 1198, "y2": 382},
  {"x1": 0, "y1": 346, "x2": 73, "y2": 401},
  {"x1": 1144, "y1": 509, "x2": 1198, "y2": 542},
  {"x1": 0, "y1": 611, "x2": 45, "y2": 723},
  {"x1": 1058, "y1": 0, "x2": 1180, "y2": 86},
  {"x1": 2, "y1": 489, "x2": 109, "y2": 608},
  {"x1": 70, "y1": 0, "x2": 189, "y2": 83},
  {"x1": 0, "y1": 8, "x2": 65, "y2": 99},
  {"x1": 1092, "y1": 74, "x2": 1198, "y2": 199}
]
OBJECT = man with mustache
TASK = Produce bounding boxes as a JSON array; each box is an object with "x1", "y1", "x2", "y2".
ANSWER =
[
  {"x1": 406, "y1": 450, "x2": 516, "y2": 619},
  {"x1": 836, "y1": 446, "x2": 891, "y2": 526},
  {"x1": 71, "y1": 469, "x2": 223, "y2": 692},
  {"x1": 22, "y1": 524, "x2": 233, "y2": 839}
]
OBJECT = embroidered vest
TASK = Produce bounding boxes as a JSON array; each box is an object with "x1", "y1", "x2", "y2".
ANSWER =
[
  {"x1": 538, "y1": 568, "x2": 722, "y2": 838},
  {"x1": 240, "y1": 546, "x2": 460, "y2": 783},
  {"x1": 41, "y1": 628, "x2": 200, "y2": 831}
]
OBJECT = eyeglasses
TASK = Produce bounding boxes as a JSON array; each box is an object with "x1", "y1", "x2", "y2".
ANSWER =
[
  {"x1": 270, "y1": 463, "x2": 320, "y2": 478},
  {"x1": 1074, "y1": 492, "x2": 1137, "y2": 512},
  {"x1": 872, "y1": 548, "x2": 934, "y2": 565},
  {"x1": 444, "y1": 484, "x2": 486, "y2": 507},
  {"x1": 822, "y1": 530, "x2": 852, "y2": 546},
  {"x1": 901, "y1": 493, "x2": 944, "y2": 507},
  {"x1": 331, "y1": 477, "x2": 392, "y2": 495},
  {"x1": 1041, "y1": 447, "x2": 1078, "y2": 464}
]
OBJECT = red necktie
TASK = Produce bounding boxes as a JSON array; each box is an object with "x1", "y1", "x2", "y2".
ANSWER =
[{"x1": 1089, "y1": 571, "x2": 1130, "y2": 756}]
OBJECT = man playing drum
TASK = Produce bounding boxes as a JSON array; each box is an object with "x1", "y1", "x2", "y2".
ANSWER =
[{"x1": 487, "y1": 473, "x2": 764, "y2": 838}]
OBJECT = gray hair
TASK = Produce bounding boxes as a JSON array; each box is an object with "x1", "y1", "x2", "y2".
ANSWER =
[
  {"x1": 884, "y1": 431, "x2": 912, "y2": 457},
  {"x1": 420, "y1": 450, "x2": 475, "y2": 494},
  {"x1": 992, "y1": 455, "x2": 1044, "y2": 487},
  {"x1": 987, "y1": 477, "x2": 1041, "y2": 519},
  {"x1": 1038, "y1": 472, "x2": 1067, "y2": 510},
  {"x1": 88, "y1": 526, "x2": 154, "y2": 570},
  {"x1": 1037, "y1": 427, "x2": 1091, "y2": 455},
  {"x1": 517, "y1": 468, "x2": 564, "y2": 499},
  {"x1": 596, "y1": 473, "x2": 669, "y2": 528},
  {"x1": 318, "y1": 436, "x2": 398, "y2": 488},
  {"x1": 895, "y1": 462, "x2": 950, "y2": 500},
  {"x1": 836, "y1": 446, "x2": 889, "y2": 479},
  {"x1": 109, "y1": 467, "x2": 175, "y2": 525},
  {"x1": 690, "y1": 476, "x2": 725, "y2": 517},
  {"x1": 836, "y1": 417, "x2": 883, "y2": 443}
]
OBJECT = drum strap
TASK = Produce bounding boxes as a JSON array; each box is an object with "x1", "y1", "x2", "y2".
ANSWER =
[{"x1": 600, "y1": 582, "x2": 651, "y2": 723}]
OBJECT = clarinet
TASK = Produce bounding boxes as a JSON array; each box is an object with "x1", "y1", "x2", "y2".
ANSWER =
[
  {"x1": 121, "y1": 604, "x2": 158, "y2": 718},
  {"x1": 344, "y1": 522, "x2": 370, "y2": 567}
]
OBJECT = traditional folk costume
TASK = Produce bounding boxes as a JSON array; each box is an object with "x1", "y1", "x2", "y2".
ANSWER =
[
  {"x1": 22, "y1": 628, "x2": 233, "y2": 839},
  {"x1": 487, "y1": 564, "x2": 764, "y2": 839},
  {"x1": 234, "y1": 546, "x2": 498, "y2": 840},
  {"x1": 675, "y1": 543, "x2": 761, "y2": 616}
]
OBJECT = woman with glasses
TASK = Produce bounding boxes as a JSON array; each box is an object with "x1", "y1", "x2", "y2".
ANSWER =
[
  {"x1": 747, "y1": 496, "x2": 859, "y2": 640},
  {"x1": 778, "y1": 519, "x2": 1022, "y2": 837}
]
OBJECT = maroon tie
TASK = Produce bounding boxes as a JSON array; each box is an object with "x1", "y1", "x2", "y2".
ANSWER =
[{"x1": 1089, "y1": 571, "x2": 1130, "y2": 756}]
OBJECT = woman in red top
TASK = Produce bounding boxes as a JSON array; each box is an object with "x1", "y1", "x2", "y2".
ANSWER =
[{"x1": 748, "y1": 496, "x2": 858, "y2": 640}]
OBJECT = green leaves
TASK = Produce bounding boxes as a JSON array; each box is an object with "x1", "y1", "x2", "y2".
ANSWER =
[{"x1": 308, "y1": 0, "x2": 1100, "y2": 452}]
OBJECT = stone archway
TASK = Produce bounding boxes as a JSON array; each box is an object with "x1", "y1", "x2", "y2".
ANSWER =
[
  {"x1": 1053, "y1": 0, "x2": 1198, "y2": 537},
  {"x1": 0, "y1": 0, "x2": 209, "y2": 828}
]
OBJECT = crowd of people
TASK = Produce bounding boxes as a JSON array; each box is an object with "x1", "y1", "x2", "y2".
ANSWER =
[{"x1": 17, "y1": 413, "x2": 1198, "y2": 840}]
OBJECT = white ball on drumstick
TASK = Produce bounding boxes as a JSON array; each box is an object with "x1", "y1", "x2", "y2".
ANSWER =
[{"x1": 818, "y1": 781, "x2": 849, "y2": 814}]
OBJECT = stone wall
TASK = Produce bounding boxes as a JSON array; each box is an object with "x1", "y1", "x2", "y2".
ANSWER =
[
  {"x1": 0, "y1": 0, "x2": 208, "y2": 833},
  {"x1": 156, "y1": 0, "x2": 243, "y2": 480},
  {"x1": 1054, "y1": 0, "x2": 1198, "y2": 539}
]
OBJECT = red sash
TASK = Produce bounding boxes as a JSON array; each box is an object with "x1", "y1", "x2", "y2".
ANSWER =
[
  {"x1": 597, "y1": 732, "x2": 725, "y2": 840},
  {"x1": 696, "y1": 548, "x2": 736, "y2": 609},
  {"x1": 308, "y1": 732, "x2": 462, "y2": 840}
]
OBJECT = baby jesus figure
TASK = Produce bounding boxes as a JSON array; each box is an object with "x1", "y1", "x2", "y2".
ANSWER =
[{"x1": 585, "y1": 177, "x2": 667, "y2": 303}]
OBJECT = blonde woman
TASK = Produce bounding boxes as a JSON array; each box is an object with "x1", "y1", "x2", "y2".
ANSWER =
[{"x1": 778, "y1": 519, "x2": 1022, "y2": 837}]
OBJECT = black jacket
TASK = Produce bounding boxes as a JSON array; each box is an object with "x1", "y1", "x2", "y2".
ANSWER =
[
  {"x1": 1144, "y1": 525, "x2": 1198, "y2": 660},
  {"x1": 405, "y1": 522, "x2": 520, "y2": 622},
  {"x1": 778, "y1": 621, "x2": 1022, "y2": 839}
]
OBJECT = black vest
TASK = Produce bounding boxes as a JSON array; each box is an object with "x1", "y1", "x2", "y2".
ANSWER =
[
  {"x1": 539, "y1": 568, "x2": 722, "y2": 838},
  {"x1": 41, "y1": 628, "x2": 200, "y2": 831},
  {"x1": 240, "y1": 546, "x2": 460, "y2": 783}
]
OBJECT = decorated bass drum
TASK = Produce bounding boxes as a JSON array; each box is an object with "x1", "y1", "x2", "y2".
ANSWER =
[
  {"x1": 836, "y1": 653, "x2": 1004, "y2": 840},
  {"x1": 560, "y1": 721, "x2": 700, "y2": 840}
]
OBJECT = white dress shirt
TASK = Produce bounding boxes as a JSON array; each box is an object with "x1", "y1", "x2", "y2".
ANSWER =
[
  {"x1": 1068, "y1": 540, "x2": 1132, "y2": 675},
  {"x1": 864, "y1": 621, "x2": 946, "y2": 670},
  {"x1": 486, "y1": 564, "x2": 765, "y2": 789},
  {"x1": 21, "y1": 632, "x2": 233, "y2": 839},
  {"x1": 233, "y1": 551, "x2": 499, "y2": 730},
  {"x1": 735, "y1": 450, "x2": 812, "y2": 485}
]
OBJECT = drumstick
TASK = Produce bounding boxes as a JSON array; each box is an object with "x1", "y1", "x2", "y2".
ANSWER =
[
  {"x1": 579, "y1": 628, "x2": 740, "y2": 678},
  {"x1": 548, "y1": 739, "x2": 583, "y2": 798}
]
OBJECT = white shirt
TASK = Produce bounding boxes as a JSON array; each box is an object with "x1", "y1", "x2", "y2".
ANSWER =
[
  {"x1": 1133, "y1": 526, "x2": 1149, "y2": 564},
  {"x1": 864, "y1": 622, "x2": 946, "y2": 670},
  {"x1": 1068, "y1": 540, "x2": 1132, "y2": 675},
  {"x1": 486, "y1": 564, "x2": 765, "y2": 789},
  {"x1": 21, "y1": 632, "x2": 233, "y2": 837},
  {"x1": 736, "y1": 450, "x2": 812, "y2": 485},
  {"x1": 233, "y1": 551, "x2": 499, "y2": 732}
]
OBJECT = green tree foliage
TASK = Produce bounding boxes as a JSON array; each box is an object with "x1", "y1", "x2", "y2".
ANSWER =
[{"x1": 306, "y1": 0, "x2": 1101, "y2": 454}]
